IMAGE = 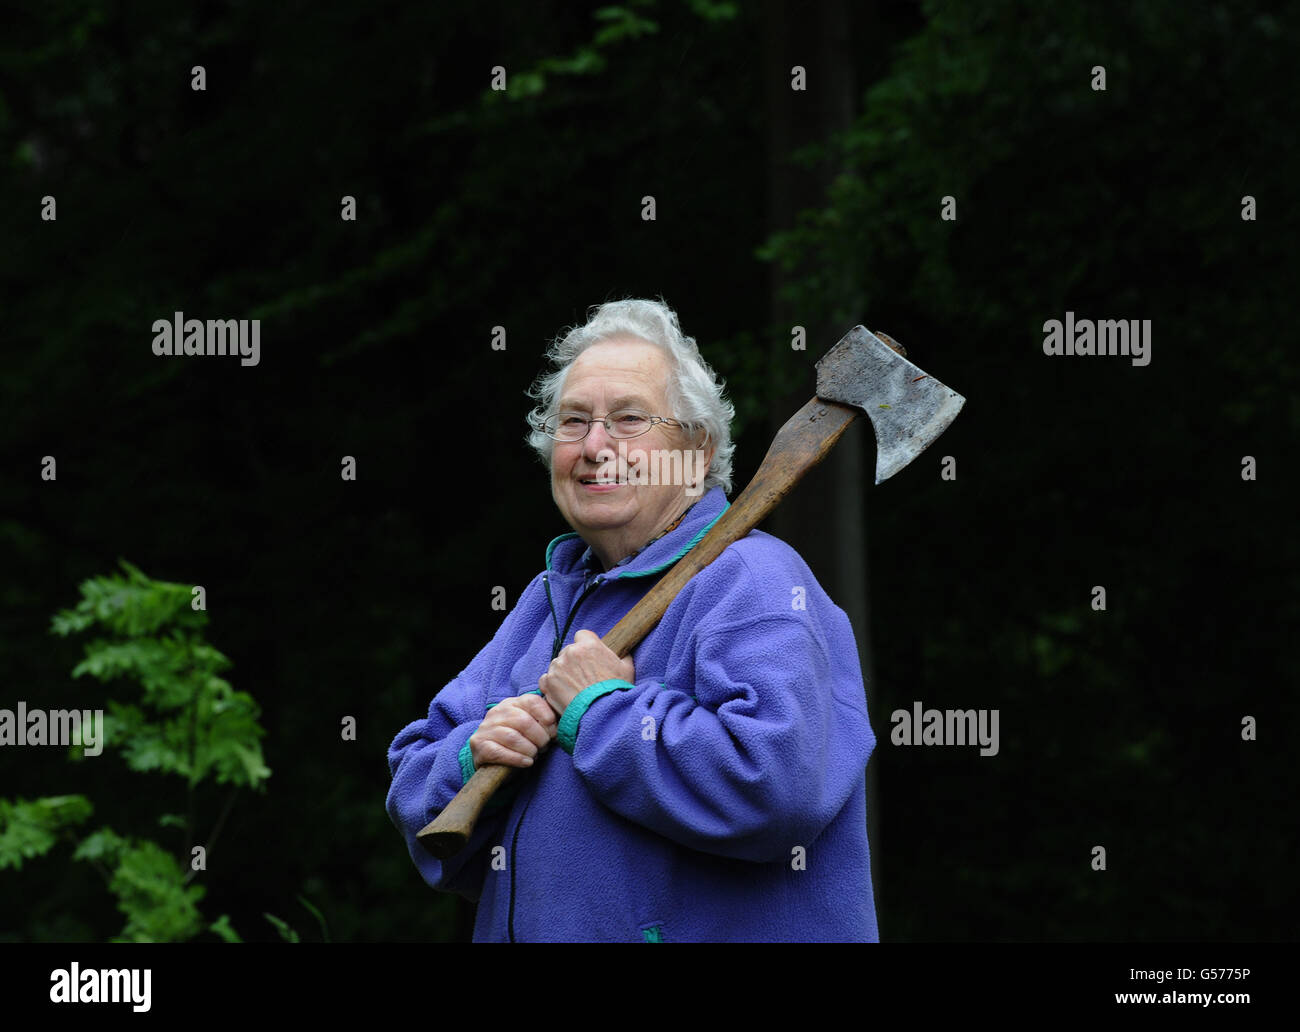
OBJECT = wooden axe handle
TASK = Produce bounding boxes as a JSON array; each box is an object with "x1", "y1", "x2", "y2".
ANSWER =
[{"x1": 416, "y1": 395, "x2": 860, "y2": 859}]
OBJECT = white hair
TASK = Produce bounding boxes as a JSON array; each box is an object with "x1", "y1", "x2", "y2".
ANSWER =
[{"x1": 525, "y1": 298, "x2": 736, "y2": 493}]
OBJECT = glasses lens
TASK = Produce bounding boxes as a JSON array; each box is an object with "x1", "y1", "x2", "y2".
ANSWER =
[
  {"x1": 607, "y1": 409, "x2": 652, "y2": 439},
  {"x1": 550, "y1": 413, "x2": 589, "y2": 441}
]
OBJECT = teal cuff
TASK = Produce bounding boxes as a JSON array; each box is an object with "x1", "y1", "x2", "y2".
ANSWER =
[
  {"x1": 457, "y1": 739, "x2": 476, "y2": 784},
  {"x1": 557, "y1": 679, "x2": 635, "y2": 754}
]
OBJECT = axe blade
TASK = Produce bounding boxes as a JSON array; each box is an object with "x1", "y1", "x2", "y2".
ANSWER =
[{"x1": 815, "y1": 326, "x2": 966, "y2": 484}]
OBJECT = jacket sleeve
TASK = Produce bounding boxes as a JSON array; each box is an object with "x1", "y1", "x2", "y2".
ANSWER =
[
  {"x1": 563, "y1": 602, "x2": 875, "y2": 864},
  {"x1": 385, "y1": 578, "x2": 540, "y2": 898}
]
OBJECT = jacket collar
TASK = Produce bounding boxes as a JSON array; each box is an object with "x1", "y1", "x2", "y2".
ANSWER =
[{"x1": 544, "y1": 486, "x2": 730, "y2": 580}]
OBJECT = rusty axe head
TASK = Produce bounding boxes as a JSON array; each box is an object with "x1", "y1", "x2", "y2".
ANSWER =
[{"x1": 815, "y1": 326, "x2": 965, "y2": 484}]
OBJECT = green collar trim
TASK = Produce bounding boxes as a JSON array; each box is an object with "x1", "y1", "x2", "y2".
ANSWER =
[{"x1": 545, "y1": 532, "x2": 582, "y2": 571}]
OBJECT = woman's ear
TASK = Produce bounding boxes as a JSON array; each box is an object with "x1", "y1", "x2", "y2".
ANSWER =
[{"x1": 687, "y1": 431, "x2": 714, "y2": 495}]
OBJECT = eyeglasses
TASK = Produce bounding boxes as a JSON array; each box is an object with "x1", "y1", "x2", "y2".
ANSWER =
[{"x1": 533, "y1": 408, "x2": 685, "y2": 442}]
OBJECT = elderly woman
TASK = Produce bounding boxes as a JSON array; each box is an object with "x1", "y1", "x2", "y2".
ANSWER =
[{"x1": 386, "y1": 299, "x2": 878, "y2": 942}]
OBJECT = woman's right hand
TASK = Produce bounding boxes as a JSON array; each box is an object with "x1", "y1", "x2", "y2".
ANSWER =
[{"x1": 469, "y1": 693, "x2": 558, "y2": 768}]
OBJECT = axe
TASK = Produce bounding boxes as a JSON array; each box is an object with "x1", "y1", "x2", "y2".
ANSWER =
[{"x1": 416, "y1": 325, "x2": 964, "y2": 858}]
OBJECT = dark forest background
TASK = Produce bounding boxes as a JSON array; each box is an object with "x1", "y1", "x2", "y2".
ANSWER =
[{"x1": 1, "y1": 0, "x2": 1295, "y2": 943}]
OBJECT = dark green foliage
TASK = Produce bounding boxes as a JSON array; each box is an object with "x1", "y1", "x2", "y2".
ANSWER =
[
  {"x1": 0, "y1": 561, "x2": 269, "y2": 941},
  {"x1": 0, "y1": 796, "x2": 93, "y2": 871},
  {"x1": 51, "y1": 560, "x2": 271, "y2": 790}
]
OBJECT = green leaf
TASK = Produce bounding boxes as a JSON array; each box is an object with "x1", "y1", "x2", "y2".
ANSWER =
[
  {"x1": 297, "y1": 894, "x2": 331, "y2": 944},
  {"x1": 229, "y1": 743, "x2": 272, "y2": 786},
  {"x1": 209, "y1": 914, "x2": 243, "y2": 943},
  {"x1": 107, "y1": 840, "x2": 206, "y2": 942},
  {"x1": 0, "y1": 796, "x2": 93, "y2": 871},
  {"x1": 264, "y1": 912, "x2": 300, "y2": 943},
  {"x1": 684, "y1": 0, "x2": 738, "y2": 21},
  {"x1": 73, "y1": 827, "x2": 126, "y2": 863}
]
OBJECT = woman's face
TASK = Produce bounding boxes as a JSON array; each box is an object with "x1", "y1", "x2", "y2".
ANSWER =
[{"x1": 550, "y1": 337, "x2": 711, "y2": 569}]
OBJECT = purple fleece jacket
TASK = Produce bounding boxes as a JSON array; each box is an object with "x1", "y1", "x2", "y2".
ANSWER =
[{"x1": 386, "y1": 486, "x2": 879, "y2": 942}]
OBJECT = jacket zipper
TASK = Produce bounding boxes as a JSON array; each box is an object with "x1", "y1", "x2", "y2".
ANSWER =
[{"x1": 508, "y1": 572, "x2": 603, "y2": 942}]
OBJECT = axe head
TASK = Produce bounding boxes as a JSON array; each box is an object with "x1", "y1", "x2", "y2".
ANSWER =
[{"x1": 815, "y1": 326, "x2": 965, "y2": 484}]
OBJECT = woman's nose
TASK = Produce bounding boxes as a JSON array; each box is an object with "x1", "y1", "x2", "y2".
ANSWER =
[{"x1": 583, "y1": 418, "x2": 616, "y2": 460}]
